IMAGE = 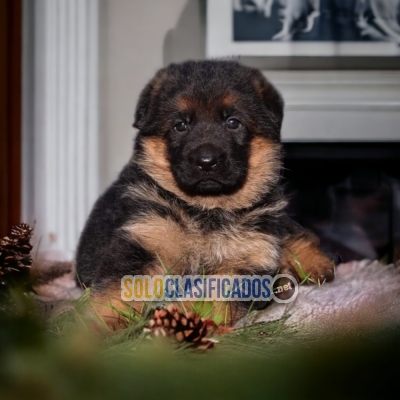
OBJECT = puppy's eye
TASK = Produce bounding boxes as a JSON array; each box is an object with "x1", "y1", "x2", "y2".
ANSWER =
[
  {"x1": 174, "y1": 122, "x2": 188, "y2": 132},
  {"x1": 226, "y1": 118, "x2": 240, "y2": 130}
]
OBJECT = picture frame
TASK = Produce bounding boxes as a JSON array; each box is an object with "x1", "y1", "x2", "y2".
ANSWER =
[{"x1": 206, "y1": 0, "x2": 400, "y2": 58}]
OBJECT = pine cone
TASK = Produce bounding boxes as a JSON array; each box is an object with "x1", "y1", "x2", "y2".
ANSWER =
[
  {"x1": 147, "y1": 305, "x2": 218, "y2": 350},
  {"x1": 0, "y1": 223, "x2": 34, "y2": 288}
]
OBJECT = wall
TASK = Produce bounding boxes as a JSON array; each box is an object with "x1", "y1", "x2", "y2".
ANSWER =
[
  {"x1": 22, "y1": 0, "x2": 399, "y2": 258},
  {"x1": 98, "y1": 0, "x2": 205, "y2": 191},
  {"x1": 98, "y1": 0, "x2": 400, "y2": 191}
]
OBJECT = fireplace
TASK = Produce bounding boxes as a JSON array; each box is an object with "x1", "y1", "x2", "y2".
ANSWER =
[{"x1": 282, "y1": 142, "x2": 400, "y2": 263}]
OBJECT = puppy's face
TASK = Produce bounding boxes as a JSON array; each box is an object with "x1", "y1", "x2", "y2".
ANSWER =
[
  {"x1": 160, "y1": 92, "x2": 256, "y2": 197},
  {"x1": 133, "y1": 61, "x2": 284, "y2": 210}
]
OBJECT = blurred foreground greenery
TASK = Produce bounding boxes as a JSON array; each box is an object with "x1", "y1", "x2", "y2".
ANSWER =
[{"x1": 0, "y1": 290, "x2": 399, "y2": 400}]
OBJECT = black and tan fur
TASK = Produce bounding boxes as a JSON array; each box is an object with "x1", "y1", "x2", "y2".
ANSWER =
[{"x1": 76, "y1": 60, "x2": 334, "y2": 327}]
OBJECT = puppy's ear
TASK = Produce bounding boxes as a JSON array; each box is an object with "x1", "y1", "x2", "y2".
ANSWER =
[
  {"x1": 252, "y1": 71, "x2": 284, "y2": 128},
  {"x1": 133, "y1": 82, "x2": 153, "y2": 129},
  {"x1": 133, "y1": 68, "x2": 168, "y2": 130}
]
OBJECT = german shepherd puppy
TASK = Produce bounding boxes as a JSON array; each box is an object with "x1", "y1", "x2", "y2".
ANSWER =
[{"x1": 76, "y1": 60, "x2": 334, "y2": 326}]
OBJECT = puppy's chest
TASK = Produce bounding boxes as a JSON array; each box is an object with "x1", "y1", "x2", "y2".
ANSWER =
[{"x1": 126, "y1": 213, "x2": 280, "y2": 275}]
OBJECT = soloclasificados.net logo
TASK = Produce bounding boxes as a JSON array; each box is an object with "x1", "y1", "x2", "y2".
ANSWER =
[{"x1": 121, "y1": 274, "x2": 298, "y2": 304}]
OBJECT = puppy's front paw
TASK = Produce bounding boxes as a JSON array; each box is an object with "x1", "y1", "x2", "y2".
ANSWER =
[
  {"x1": 302, "y1": 255, "x2": 335, "y2": 284},
  {"x1": 281, "y1": 236, "x2": 336, "y2": 285}
]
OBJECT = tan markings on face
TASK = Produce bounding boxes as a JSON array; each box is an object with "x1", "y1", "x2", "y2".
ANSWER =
[
  {"x1": 136, "y1": 136, "x2": 281, "y2": 211},
  {"x1": 174, "y1": 95, "x2": 196, "y2": 111},
  {"x1": 174, "y1": 93, "x2": 238, "y2": 114},
  {"x1": 123, "y1": 213, "x2": 279, "y2": 276},
  {"x1": 221, "y1": 93, "x2": 238, "y2": 108}
]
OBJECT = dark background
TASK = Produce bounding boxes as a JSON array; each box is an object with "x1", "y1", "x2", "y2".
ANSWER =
[{"x1": 282, "y1": 142, "x2": 400, "y2": 263}]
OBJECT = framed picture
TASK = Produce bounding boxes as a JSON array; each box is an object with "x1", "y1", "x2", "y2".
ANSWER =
[{"x1": 206, "y1": 0, "x2": 400, "y2": 57}]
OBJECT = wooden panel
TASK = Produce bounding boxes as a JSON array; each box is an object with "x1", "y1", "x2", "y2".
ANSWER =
[{"x1": 0, "y1": 0, "x2": 22, "y2": 237}]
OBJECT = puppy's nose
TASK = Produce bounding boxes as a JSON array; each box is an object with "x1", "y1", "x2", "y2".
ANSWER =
[{"x1": 195, "y1": 154, "x2": 218, "y2": 171}]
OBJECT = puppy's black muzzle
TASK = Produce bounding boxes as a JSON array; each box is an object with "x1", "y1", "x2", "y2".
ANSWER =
[
  {"x1": 189, "y1": 144, "x2": 226, "y2": 172},
  {"x1": 172, "y1": 136, "x2": 247, "y2": 197}
]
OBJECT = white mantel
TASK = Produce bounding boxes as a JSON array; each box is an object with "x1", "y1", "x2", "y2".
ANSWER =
[{"x1": 265, "y1": 70, "x2": 400, "y2": 142}]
